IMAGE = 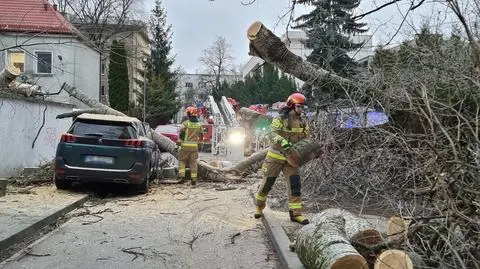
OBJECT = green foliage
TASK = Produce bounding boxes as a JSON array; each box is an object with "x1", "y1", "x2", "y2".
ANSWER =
[
  {"x1": 294, "y1": 0, "x2": 368, "y2": 77},
  {"x1": 134, "y1": 0, "x2": 180, "y2": 125},
  {"x1": 221, "y1": 63, "x2": 297, "y2": 106},
  {"x1": 108, "y1": 40, "x2": 130, "y2": 114}
]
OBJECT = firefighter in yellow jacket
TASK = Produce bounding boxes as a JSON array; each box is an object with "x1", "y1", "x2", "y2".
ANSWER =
[
  {"x1": 178, "y1": 107, "x2": 203, "y2": 185},
  {"x1": 254, "y1": 93, "x2": 310, "y2": 225}
]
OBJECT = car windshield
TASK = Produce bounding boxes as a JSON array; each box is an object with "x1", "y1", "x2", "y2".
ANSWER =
[
  {"x1": 155, "y1": 125, "x2": 178, "y2": 134},
  {"x1": 69, "y1": 120, "x2": 137, "y2": 139}
]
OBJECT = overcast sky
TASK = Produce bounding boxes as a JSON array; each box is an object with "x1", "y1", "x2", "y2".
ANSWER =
[{"x1": 145, "y1": 0, "x2": 456, "y2": 73}]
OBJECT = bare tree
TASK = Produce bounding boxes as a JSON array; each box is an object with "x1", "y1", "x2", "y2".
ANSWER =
[
  {"x1": 60, "y1": 0, "x2": 143, "y2": 48},
  {"x1": 198, "y1": 36, "x2": 235, "y2": 100}
]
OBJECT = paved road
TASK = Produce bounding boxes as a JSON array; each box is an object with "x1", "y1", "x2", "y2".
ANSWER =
[{"x1": 1, "y1": 182, "x2": 279, "y2": 269}]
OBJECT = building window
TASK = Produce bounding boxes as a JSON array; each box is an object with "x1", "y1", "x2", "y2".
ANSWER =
[
  {"x1": 7, "y1": 51, "x2": 25, "y2": 72},
  {"x1": 101, "y1": 85, "x2": 105, "y2": 95},
  {"x1": 35, "y1": 51, "x2": 52, "y2": 74},
  {"x1": 185, "y1": 82, "x2": 193, "y2": 87}
]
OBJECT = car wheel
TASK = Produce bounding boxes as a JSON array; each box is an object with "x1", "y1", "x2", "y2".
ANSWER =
[
  {"x1": 55, "y1": 176, "x2": 72, "y2": 190},
  {"x1": 137, "y1": 177, "x2": 149, "y2": 194}
]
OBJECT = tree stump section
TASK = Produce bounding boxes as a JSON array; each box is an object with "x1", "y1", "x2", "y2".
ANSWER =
[
  {"x1": 387, "y1": 216, "x2": 411, "y2": 241},
  {"x1": 374, "y1": 250, "x2": 413, "y2": 269}
]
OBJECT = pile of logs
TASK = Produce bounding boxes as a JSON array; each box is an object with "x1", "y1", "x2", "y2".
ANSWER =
[{"x1": 294, "y1": 209, "x2": 423, "y2": 269}]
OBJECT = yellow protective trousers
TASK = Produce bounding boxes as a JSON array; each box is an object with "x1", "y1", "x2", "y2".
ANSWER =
[
  {"x1": 178, "y1": 144, "x2": 199, "y2": 180},
  {"x1": 255, "y1": 152, "x2": 303, "y2": 216}
]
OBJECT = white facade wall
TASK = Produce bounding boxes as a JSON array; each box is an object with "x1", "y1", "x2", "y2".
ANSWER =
[
  {"x1": 0, "y1": 96, "x2": 74, "y2": 177},
  {"x1": 176, "y1": 73, "x2": 242, "y2": 102},
  {"x1": 0, "y1": 33, "x2": 101, "y2": 176},
  {"x1": 0, "y1": 34, "x2": 101, "y2": 106}
]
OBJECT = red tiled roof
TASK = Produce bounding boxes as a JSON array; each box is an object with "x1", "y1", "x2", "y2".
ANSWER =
[{"x1": 0, "y1": 0, "x2": 75, "y2": 35}]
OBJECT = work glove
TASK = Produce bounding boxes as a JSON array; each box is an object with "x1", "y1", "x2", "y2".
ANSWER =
[
  {"x1": 280, "y1": 139, "x2": 292, "y2": 150},
  {"x1": 174, "y1": 144, "x2": 181, "y2": 152}
]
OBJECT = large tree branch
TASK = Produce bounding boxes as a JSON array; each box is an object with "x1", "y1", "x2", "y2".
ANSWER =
[{"x1": 247, "y1": 21, "x2": 354, "y2": 88}]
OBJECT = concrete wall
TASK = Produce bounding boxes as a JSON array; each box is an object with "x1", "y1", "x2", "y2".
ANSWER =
[
  {"x1": 0, "y1": 33, "x2": 100, "y2": 106},
  {"x1": 0, "y1": 96, "x2": 74, "y2": 177}
]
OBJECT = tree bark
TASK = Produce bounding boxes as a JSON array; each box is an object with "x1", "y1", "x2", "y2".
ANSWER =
[
  {"x1": 296, "y1": 212, "x2": 368, "y2": 269},
  {"x1": 8, "y1": 82, "x2": 42, "y2": 96},
  {"x1": 295, "y1": 208, "x2": 382, "y2": 269},
  {"x1": 247, "y1": 21, "x2": 353, "y2": 88},
  {"x1": 237, "y1": 107, "x2": 272, "y2": 123},
  {"x1": 0, "y1": 66, "x2": 21, "y2": 85},
  {"x1": 56, "y1": 108, "x2": 115, "y2": 119}
]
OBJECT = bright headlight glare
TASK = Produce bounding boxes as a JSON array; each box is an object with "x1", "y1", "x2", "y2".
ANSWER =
[{"x1": 228, "y1": 132, "x2": 245, "y2": 144}]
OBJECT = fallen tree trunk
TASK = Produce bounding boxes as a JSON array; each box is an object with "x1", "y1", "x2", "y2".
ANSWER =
[
  {"x1": 59, "y1": 83, "x2": 269, "y2": 182},
  {"x1": 247, "y1": 21, "x2": 354, "y2": 89},
  {"x1": 61, "y1": 83, "x2": 177, "y2": 155},
  {"x1": 8, "y1": 81, "x2": 42, "y2": 96},
  {"x1": 295, "y1": 208, "x2": 383, "y2": 269},
  {"x1": 56, "y1": 108, "x2": 116, "y2": 119},
  {"x1": 197, "y1": 149, "x2": 268, "y2": 182}
]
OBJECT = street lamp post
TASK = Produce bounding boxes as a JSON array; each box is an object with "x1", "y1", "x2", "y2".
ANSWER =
[{"x1": 143, "y1": 58, "x2": 147, "y2": 122}]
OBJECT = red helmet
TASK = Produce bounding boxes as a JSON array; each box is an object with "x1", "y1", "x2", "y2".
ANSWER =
[
  {"x1": 286, "y1": 93, "x2": 306, "y2": 107},
  {"x1": 185, "y1": 106, "x2": 197, "y2": 116}
]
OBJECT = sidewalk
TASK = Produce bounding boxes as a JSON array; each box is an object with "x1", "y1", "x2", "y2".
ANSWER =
[{"x1": 0, "y1": 185, "x2": 88, "y2": 251}]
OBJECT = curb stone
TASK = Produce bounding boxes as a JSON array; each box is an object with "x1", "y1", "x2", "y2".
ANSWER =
[
  {"x1": 0, "y1": 194, "x2": 89, "y2": 251},
  {"x1": 250, "y1": 190, "x2": 305, "y2": 269},
  {"x1": 262, "y1": 207, "x2": 306, "y2": 269}
]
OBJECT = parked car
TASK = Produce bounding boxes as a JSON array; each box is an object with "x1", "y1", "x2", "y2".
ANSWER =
[
  {"x1": 155, "y1": 124, "x2": 181, "y2": 143},
  {"x1": 54, "y1": 114, "x2": 160, "y2": 193}
]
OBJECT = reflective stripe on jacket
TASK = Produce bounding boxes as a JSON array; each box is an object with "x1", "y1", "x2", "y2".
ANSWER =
[
  {"x1": 268, "y1": 110, "x2": 309, "y2": 153},
  {"x1": 181, "y1": 120, "x2": 203, "y2": 147}
]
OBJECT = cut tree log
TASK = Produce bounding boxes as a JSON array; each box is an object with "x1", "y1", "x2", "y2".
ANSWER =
[
  {"x1": 237, "y1": 107, "x2": 272, "y2": 123},
  {"x1": 247, "y1": 21, "x2": 353, "y2": 89},
  {"x1": 296, "y1": 208, "x2": 382, "y2": 269},
  {"x1": 373, "y1": 249, "x2": 420, "y2": 269},
  {"x1": 0, "y1": 66, "x2": 21, "y2": 85},
  {"x1": 296, "y1": 214, "x2": 369, "y2": 269},
  {"x1": 387, "y1": 216, "x2": 411, "y2": 241},
  {"x1": 286, "y1": 139, "x2": 323, "y2": 168},
  {"x1": 311, "y1": 209, "x2": 383, "y2": 245}
]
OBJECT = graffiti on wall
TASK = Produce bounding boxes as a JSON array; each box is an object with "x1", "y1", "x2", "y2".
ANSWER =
[{"x1": 43, "y1": 127, "x2": 58, "y2": 149}]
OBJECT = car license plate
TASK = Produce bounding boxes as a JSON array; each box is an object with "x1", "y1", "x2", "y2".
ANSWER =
[{"x1": 85, "y1": 155, "x2": 114, "y2": 165}]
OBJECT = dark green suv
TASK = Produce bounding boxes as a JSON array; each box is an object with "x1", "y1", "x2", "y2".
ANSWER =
[{"x1": 54, "y1": 114, "x2": 160, "y2": 193}]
